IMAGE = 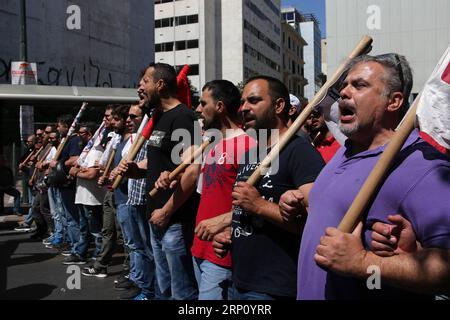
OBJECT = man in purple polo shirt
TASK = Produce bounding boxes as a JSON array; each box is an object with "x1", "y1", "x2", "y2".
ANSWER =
[{"x1": 294, "y1": 53, "x2": 450, "y2": 299}]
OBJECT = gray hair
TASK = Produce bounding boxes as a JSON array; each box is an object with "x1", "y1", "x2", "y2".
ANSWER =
[{"x1": 345, "y1": 53, "x2": 413, "y2": 117}]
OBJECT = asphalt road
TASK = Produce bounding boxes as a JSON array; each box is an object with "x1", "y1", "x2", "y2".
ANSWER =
[{"x1": 0, "y1": 224, "x2": 126, "y2": 300}]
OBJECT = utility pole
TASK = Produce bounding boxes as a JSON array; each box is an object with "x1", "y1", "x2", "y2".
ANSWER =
[{"x1": 19, "y1": 0, "x2": 28, "y2": 62}]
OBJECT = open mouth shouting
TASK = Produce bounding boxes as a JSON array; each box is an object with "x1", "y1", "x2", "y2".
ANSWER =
[{"x1": 339, "y1": 100, "x2": 356, "y2": 123}]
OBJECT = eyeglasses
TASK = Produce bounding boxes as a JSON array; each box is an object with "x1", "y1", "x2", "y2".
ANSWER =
[
  {"x1": 44, "y1": 131, "x2": 52, "y2": 134},
  {"x1": 78, "y1": 131, "x2": 88, "y2": 135},
  {"x1": 128, "y1": 114, "x2": 140, "y2": 120}
]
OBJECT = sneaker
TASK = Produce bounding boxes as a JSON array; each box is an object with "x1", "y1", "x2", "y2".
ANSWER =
[
  {"x1": 114, "y1": 271, "x2": 130, "y2": 285},
  {"x1": 82, "y1": 267, "x2": 107, "y2": 278},
  {"x1": 45, "y1": 238, "x2": 62, "y2": 248},
  {"x1": 15, "y1": 224, "x2": 32, "y2": 232},
  {"x1": 118, "y1": 285, "x2": 141, "y2": 300},
  {"x1": 61, "y1": 250, "x2": 72, "y2": 257},
  {"x1": 133, "y1": 293, "x2": 149, "y2": 301},
  {"x1": 114, "y1": 278, "x2": 134, "y2": 291},
  {"x1": 42, "y1": 236, "x2": 54, "y2": 245},
  {"x1": 62, "y1": 254, "x2": 86, "y2": 265}
]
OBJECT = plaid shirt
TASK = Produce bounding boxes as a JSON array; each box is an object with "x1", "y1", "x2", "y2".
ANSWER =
[{"x1": 126, "y1": 140, "x2": 149, "y2": 206}]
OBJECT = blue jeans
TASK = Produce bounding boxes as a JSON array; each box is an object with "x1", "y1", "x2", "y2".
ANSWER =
[
  {"x1": 150, "y1": 222, "x2": 198, "y2": 300},
  {"x1": 24, "y1": 206, "x2": 34, "y2": 226},
  {"x1": 116, "y1": 204, "x2": 133, "y2": 277},
  {"x1": 231, "y1": 286, "x2": 276, "y2": 300},
  {"x1": 48, "y1": 187, "x2": 65, "y2": 243},
  {"x1": 118, "y1": 204, "x2": 156, "y2": 298},
  {"x1": 73, "y1": 205, "x2": 102, "y2": 258},
  {"x1": 193, "y1": 257, "x2": 233, "y2": 300},
  {"x1": 60, "y1": 187, "x2": 80, "y2": 247}
]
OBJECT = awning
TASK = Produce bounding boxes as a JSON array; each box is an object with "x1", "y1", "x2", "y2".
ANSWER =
[{"x1": 0, "y1": 84, "x2": 139, "y2": 107}]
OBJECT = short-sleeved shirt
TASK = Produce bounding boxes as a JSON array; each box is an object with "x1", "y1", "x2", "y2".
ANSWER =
[
  {"x1": 75, "y1": 147, "x2": 106, "y2": 206},
  {"x1": 127, "y1": 140, "x2": 149, "y2": 207},
  {"x1": 231, "y1": 134, "x2": 325, "y2": 297},
  {"x1": 146, "y1": 104, "x2": 200, "y2": 224},
  {"x1": 297, "y1": 130, "x2": 450, "y2": 300},
  {"x1": 60, "y1": 135, "x2": 83, "y2": 164},
  {"x1": 191, "y1": 132, "x2": 257, "y2": 268}
]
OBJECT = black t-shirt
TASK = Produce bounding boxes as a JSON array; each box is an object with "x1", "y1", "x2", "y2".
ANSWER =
[
  {"x1": 231, "y1": 134, "x2": 325, "y2": 297},
  {"x1": 146, "y1": 104, "x2": 200, "y2": 223}
]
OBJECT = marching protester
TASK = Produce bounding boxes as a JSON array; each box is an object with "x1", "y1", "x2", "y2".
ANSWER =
[
  {"x1": 155, "y1": 80, "x2": 257, "y2": 299},
  {"x1": 112, "y1": 103, "x2": 157, "y2": 300},
  {"x1": 214, "y1": 76, "x2": 324, "y2": 300},
  {"x1": 296, "y1": 53, "x2": 450, "y2": 299},
  {"x1": 138, "y1": 63, "x2": 200, "y2": 300},
  {"x1": 304, "y1": 108, "x2": 340, "y2": 163}
]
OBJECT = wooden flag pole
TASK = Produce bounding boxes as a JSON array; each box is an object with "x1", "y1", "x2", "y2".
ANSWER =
[
  {"x1": 111, "y1": 134, "x2": 147, "y2": 189},
  {"x1": 149, "y1": 138, "x2": 212, "y2": 197},
  {"x1": 246, "y1": 35, "x2": 373, "y2": 186},
  {"x1": 338, "y1": 97, "x2": 419, "y2": 233}
]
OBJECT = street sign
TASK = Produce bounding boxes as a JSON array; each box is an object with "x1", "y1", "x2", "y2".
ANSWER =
[{"x1": 11, "y1": 61, "x2": 37, "y2": 85}]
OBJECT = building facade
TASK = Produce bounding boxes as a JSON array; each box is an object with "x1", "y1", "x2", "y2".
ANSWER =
[
  {"x1": 300, "y1": 14, "x2": 322, "y2": 101},
  {"x1": 281, "y1": 19, "x2": 307, "y2": 100},
  {"x1": 0, "y1": 0, "x2": 154, "y2": 88},
  {"x1": 326, "y1": 0, "x2": 450, "y2": 95},
  {"x1": 155, "y1": 0, "x2": 282, "y2": 91}
]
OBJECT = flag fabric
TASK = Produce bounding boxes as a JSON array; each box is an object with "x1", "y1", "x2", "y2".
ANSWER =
[
  {"x1": 176, "y1": 64, "x2": 192, "y2": 108},
  {"x1": 416, "y1": 46, "x2": 450, "y2": 153}
]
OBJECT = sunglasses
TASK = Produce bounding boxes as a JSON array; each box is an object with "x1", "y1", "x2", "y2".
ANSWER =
[{"x1": 128, "y1": 114, "x2": 140, "y2": 120}]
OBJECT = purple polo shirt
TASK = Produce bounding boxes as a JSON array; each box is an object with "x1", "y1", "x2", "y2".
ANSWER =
[{"x1": 297, "y1": 130, "x2": 450, "y2": 300}]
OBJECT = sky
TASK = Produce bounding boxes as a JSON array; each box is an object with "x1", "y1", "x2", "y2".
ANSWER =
[{"x1": 281, "y1": 0, "x2": 326, "y2": 38}]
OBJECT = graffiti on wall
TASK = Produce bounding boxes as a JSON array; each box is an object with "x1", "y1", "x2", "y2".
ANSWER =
[{"x1": 0, "y1": 57, "x2": 136, "y2": 88}]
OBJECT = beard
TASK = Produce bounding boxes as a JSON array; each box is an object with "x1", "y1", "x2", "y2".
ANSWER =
[
  {"x1": 202, "y1": 112, "x2": 221, "y2": 131},
  {"x1": 147, "y1": 92, "x2": 161, "y2": 109},
  {"x1": 254, "y1": 106, "x2": 277, "y2": 132},
  {"x1": 339, "y1": 121, "x2": 360, "y2": 137}
]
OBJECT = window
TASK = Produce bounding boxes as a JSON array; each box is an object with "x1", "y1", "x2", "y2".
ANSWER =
[
  {"x1": 176, "y1": 41, "x2": 186, "y2": 50},
  {"x1": 186, "y1": 40, "x2": 198, "y2": 49}
]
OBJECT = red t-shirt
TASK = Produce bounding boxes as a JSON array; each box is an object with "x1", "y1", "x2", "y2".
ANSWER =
[
  {"x1": 316, "y1": 135, "x2": 340, "y2": 163},
  {"x1": 191, "y1": 132, "x2": 257, "y2": 267}
]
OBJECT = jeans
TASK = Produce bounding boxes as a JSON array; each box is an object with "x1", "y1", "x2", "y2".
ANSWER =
[
  {"x1": 193, "y1": 257, "x2": 233, "y2": 300},
  {"x1": 73, "y1": 205, "x2": 103, "y2": 258},
  {"x1": 48, "y1": 187, "x2": 65, "y2": 243},
  {"x1": 118, "y1": 204, "x2": 156, "y2": 298},
  {"x1": 24, "y1": 206, "x2": 34, "y2": 226},
  {"x1": 150, "y1": 222, "x2": 198, "y2": 300},
  {"x1": 231, "y1": 286, "x2": 275, "y2": 300},
  {"x1": 60, "y1": 187, "x2": 80, "y2": 247},
  {"x1": 116, "y1": 204, "x2": 134, "y2": 279},
  {"x1": 231, "y1": 285, "x2": 295, "y2": 300}
]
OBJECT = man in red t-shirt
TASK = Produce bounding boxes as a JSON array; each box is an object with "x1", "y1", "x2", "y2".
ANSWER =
[
  {"x1": 305, "y1": 109, "x2": 341, "y2": 163},
  {"x1": 155, "y1": 80, "x2": 256, "y2": 300}
]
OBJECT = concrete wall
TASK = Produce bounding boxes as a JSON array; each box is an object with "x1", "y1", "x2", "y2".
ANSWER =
[
  {"x1": 326, "y1": 0, "x2": 450, "y2": 94},
  {"x1": 0, "y1": 0, "x2": 154, "y2": 88}
]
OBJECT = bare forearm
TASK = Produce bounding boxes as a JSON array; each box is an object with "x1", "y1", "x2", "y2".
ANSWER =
[
  {"x1": 254, "y1": 199, "x2": 302, "y2": 235},
  {"x1": 77, "y1": 168, "x2": 99, "y2": 180},
  {"x1": 162, "y1": 165, "x2": 198, "y2": 216},
  {"x1": 361, "y1": 248, "x2": 450, "y2": 294}
]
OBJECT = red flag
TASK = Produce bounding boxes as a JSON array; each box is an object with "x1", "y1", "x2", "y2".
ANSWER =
[
  {"x1": 141, "y1": 111, "x2": 159, "y2": 140},
  {"x1": 176, "y1": 64, "x2": 192, "y2": 108},
  {"x1": 442, "y1": 61, "x2": 450, "y2": 84}
]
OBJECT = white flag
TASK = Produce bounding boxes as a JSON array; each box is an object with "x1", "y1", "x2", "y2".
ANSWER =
[{"x1": 416, "y1": 46, "x2": 450, "y2": 151}]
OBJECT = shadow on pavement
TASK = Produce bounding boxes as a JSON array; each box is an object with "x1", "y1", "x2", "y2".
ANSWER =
[{"x1": 0, "y1": 283, "x2": 57, "y2": 300}]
